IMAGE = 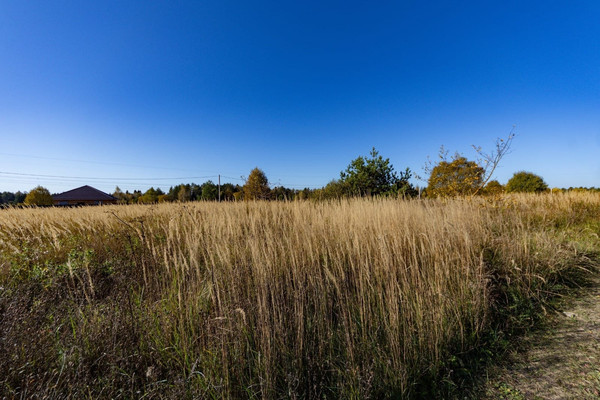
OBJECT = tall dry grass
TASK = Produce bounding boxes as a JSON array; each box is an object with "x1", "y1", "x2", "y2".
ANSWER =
[{"x1": 0, "y1": 193, "x2": 598, "y2": 398}]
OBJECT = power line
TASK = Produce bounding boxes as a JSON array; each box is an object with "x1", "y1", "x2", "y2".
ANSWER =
[
  {"x1": 0, "y1": 152, "x2": 205, "y2": 173},
  {"x1": 0, "y1": 171, "x2": 217, "y2": 181},
  {"x1": 0, "y1": 177, "x2": 201, "y2": 188},
  {"x1": 219, "y1": 175, "x2": 321, "y2": 189},
  {"x1": 0, "y1": 171, "x2": 327, "y2": 191},
  {"x1": 0, "y1": 153, "x2": 331, "y2": 189},
  {"x1": 220, "y1": 175, "x2": 245, "y2": 182}
]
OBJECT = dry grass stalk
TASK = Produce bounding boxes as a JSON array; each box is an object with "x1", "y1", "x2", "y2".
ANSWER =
[{"x1": 0, "y1": 193, "x2": 598, "y2": 398}]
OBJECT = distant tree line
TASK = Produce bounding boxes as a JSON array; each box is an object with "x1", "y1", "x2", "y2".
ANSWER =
[
  {"x1": 3, "y1": 138, "x2": 599, "y2": 206},
  {"x1": 0, "y1": 191, "x2": 26, "y2": 205},
  {"x1": 111, "y1": 181, "x2": 246, "y2": 204}
]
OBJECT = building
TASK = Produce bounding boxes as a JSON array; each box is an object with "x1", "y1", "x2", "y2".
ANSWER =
[{"x1": 52, "y1": 185, "x2": 118, "y2": 206}]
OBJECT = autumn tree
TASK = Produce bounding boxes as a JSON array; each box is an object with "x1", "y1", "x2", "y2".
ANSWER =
[
  {"x1": 483, "y1": 179, "x2": 504, "y2": 195},
  {"x1": 243, "y1": 168, "x2": 270, "y2": 200},
  {"x1": 178, "y1": 185, "x2": 191, "y2": 202},
  {"x1": 340, "y1": 147, "x2": 415, "y2": 197},
  {"x1": 426, "y1": 154, "x2": 484, "y2": 197},
  {"x1": 233, "y1": 191, "x2": 244, "y2": 201},
  {"x1": 24, "y1": 186, "x2": 53, "y2": 206},
  {"x1": 506, "y1": 171, "x2": 548, "y2": 193},
  {"x1": 424, "y1": 130, "x2": 515, "y2": 197}
]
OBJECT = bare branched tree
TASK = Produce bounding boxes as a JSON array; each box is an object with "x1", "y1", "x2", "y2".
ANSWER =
[
  {"x1": 471, "y1": 127, "x2": 515, "y2": 196},
  {"x1": 418, "y1": 127, "x2": 516, "y2": 197}
]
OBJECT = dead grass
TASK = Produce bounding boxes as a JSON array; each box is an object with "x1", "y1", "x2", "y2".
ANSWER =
[{"x1": 0, "y1": 193, "x2": 598, "y2": 398}]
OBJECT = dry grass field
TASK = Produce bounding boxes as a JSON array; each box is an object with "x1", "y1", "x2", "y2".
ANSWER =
[{"x1": 0, "y1": 194, "x2": 599, "y2": 398}]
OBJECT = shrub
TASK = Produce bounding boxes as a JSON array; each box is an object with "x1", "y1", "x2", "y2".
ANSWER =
[
  {"x1": 23, "y1": 186, "x2": 53, "y2": 206},
  {"x1": 506, "y1": 171, "x2": 548, "y2": 193}
]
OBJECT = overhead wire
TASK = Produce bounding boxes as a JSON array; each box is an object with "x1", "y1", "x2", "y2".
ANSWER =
[
  {"x1": 0, "y1": 152, "x2": 205, "y2": 173},
  {"x1": 0, "y1": 171, "x2": 217, "y2": 181},
  {"x1": 0, "y1": 170, "x2": 326, "y2": 191},
  {"x1": 0, "y1": 152, "x2": 329, "y2": 190}
]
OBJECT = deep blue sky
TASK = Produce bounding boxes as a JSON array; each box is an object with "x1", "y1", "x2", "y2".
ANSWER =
[{"x1": 1, "y1": 1, "x2": 599, "y2": 193}]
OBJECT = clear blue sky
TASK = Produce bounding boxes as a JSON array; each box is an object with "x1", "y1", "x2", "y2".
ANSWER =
[{"x1": 1, "y1": 1, "x2": 599, "y2": 193}]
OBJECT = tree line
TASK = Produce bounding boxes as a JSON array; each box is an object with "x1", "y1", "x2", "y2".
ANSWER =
[{"x1": 3, "y1": 137, "x2": 599, "y2": 206}]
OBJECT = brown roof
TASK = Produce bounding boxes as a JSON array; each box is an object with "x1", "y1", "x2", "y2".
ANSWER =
[{"x1": 52, "y1": 185, "x2": 117, "y2": 202}]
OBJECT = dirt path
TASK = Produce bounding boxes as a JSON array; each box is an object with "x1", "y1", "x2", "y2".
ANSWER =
[{"x1": 483, "y1": 278, "x2": 600, "y2": 399}]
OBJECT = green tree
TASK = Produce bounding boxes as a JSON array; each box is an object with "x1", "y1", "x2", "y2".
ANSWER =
[
  {"x1": 201, "y1": 181, "x2": 218, "y2": 201},
  {"x1": 24, "y1": 186, "x2": 53, "y2": 206},
  {"x1": 243, "y1": 168, "x2": 270, "y2": 200},
  {"x1": 190, "y1": 183, "x2": 202, "y2": 201},
  {"x1": 505, "y1": 171, "x2": 548, "y2": 193},
  {"x1": 112, "y1": 186, "x2": 127, "y2": 204},
  {"x1": 0, "y1": 192, "x2": 15, "y2": 204},
  {"x1": 14, "y1": 191, "x2": 26, "y2": 204},
  {"x1": 220, "y1": 183, "x2": 240, "y2": 201},
  {"x1": 138, "y1": 187, "x2": 164, "y2": 204},
  {"x1": 295, "y1": 188, "x2": 311, "y2": 200},
  {"x1": 426, "y1": 154, "x2": 484, "y2": 197},
  {"x1": 340, "y1": 148, "x2": 415, "y2": 197},
  {"x1": 129, "y1": 190, "x2": 142, "y2": 204},
  {"x1": 271, "y1": 185, "x2": 296, "y2": 201},
  {"x1": 320, "y1": 180, "x2": 348, "y2": 199}
]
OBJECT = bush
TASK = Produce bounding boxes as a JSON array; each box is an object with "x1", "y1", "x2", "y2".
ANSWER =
[
  {"x1": 506, "y1": 171, "x2": 548, "y2": 193},
  {"x1": 23, "y1": 186, "x2": 53, "y2": 206},
  {"x1": 427, "y1": 155, "x2": 483, "y2": 197}
]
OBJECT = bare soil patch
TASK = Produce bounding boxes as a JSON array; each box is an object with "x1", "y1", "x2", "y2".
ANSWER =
[{"x1": 483, "y1": 277, "x2": 600, "y2": 399}]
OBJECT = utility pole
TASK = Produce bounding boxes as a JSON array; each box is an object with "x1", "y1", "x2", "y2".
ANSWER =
[{"x1": 218, "y1": 174, "x2": 221, "y2": 202}]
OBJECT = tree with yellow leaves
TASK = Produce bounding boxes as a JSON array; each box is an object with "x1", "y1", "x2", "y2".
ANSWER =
[
  {"x1": 424, "y1": 130, "x2": 515, "y2": 197},
  {"x1": 426, "y1": 154, "x2": 484, "y2": 197},
  {"x1": 24, "y1": 186, "x2": 53, "y2": 206},
  {"x1": 243, "y1": 167, "x2": 270, "y2": 200}
]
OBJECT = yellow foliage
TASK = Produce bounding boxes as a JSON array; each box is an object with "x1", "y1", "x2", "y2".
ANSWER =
[
  {"x1": 243, "y1": 167, "x2": 270, "y2": 200},
  {"x1": 23, "y1": 186, "x2": 53, "y2": 206},
  {"x1": 427, "y1": 156, "x2": 483, "y2": 197}
]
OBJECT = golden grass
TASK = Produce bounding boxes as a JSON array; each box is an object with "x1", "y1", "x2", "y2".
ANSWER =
[{"x1": 0, "y1": 193, "x2": 598, "y2": 398}]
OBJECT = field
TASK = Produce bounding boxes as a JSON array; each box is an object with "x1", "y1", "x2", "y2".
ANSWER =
[{"x1": 1, "y1": 194, "x2": 599, "y2": 398}]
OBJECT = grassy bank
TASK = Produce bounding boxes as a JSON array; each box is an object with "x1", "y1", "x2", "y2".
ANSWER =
[{"x1": 1, "y1": 194, "x2": 599, "y2": 398}]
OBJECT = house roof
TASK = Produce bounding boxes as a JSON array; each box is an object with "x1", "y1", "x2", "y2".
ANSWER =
[{"x1": 52, "y1": 185, "x2": 117, "y2": 202}]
